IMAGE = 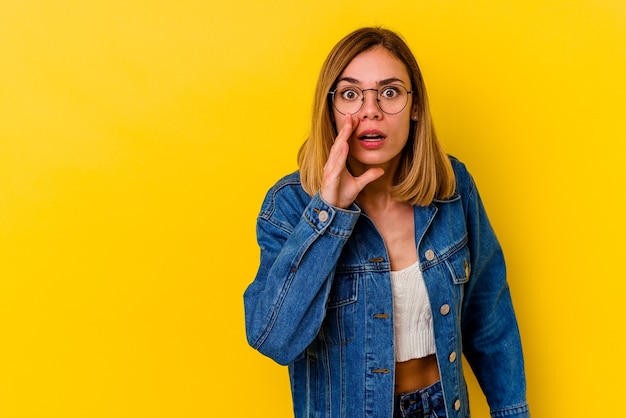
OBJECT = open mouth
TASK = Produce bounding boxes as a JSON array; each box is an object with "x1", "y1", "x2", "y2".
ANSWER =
[{"x1": 357, "y1": 130, "x2": 386, "y2": 141}]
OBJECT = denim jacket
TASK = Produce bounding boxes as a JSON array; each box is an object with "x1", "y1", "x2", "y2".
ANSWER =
[{"x1": 244, "y1": 157, "x2": 529, "y2": 418}]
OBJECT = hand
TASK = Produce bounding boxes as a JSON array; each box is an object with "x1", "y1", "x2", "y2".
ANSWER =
[{"x1": 321, "y1": 114, "x2": 384, "y2": 208}]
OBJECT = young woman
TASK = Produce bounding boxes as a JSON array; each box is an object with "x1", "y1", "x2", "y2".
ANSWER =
[{"x1": 244, "y1": 27, "x2": 529, "y2": 418}]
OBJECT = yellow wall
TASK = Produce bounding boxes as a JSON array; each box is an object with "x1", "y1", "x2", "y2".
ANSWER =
[{"x1": 1, "y1": 1, "x2": 625, "y2": 416}]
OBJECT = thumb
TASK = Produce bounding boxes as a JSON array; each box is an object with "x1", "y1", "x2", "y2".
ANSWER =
[{"x1": 355, "y1": 168, "x2": 385, "y2": 190}]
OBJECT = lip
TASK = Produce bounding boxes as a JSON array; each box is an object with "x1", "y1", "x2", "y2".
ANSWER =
[
  {"x1": 356, "y1": 129, "x2": 386, "y2": 150},
  {"x1": 357, "y1": 129, "x2": 386, "y2": 141}
]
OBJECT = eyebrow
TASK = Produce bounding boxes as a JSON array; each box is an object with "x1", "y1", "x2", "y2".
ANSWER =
[{"x1": 336, "y1": 77, "x2": 407, "y2": 86}]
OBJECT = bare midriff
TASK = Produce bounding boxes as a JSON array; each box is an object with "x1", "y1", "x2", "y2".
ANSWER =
[{"x1": 394, "y1": 354, "x2": 440, "y2": 394}]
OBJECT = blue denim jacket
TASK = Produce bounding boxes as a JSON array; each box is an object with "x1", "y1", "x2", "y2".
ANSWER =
[{"x1": 244, "y1": 157, "x2": 529, "y2": 418}]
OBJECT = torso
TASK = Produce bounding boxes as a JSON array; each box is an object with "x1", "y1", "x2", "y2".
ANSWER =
[{"x1": 361, "y1": 199, "x2": 441, "y2": 394}]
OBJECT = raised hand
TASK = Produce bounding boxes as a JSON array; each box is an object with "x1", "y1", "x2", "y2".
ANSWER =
[{"x1": 321, "y1": 114, "x2": 385, "y2": 208}]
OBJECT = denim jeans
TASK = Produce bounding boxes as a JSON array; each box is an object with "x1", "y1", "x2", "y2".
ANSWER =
[{"x1": 393, "y1": 381, "x2": 446, "y2": 418}]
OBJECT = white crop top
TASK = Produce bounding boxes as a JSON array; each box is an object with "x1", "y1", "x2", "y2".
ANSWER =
[{"x1": 390, "y1": 261, "x2": 436, "y2": 362}]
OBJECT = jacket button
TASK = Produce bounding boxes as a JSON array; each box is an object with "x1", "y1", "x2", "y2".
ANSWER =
[
  {"x1": 454, "y1": 400, "x2": 461, "y2": 410},
  {"x1": 449, "y1": 351, "x2": 457, "y2": 363},
  {"x1": 318, "y1": 210, "x2": 329, "y2": 222},
  {"x1": 440, "y1": 304, "x2": 450, "y2": 315},
  {"x1": 425, "y1": 249, "x2": 435, "y2": 261}
]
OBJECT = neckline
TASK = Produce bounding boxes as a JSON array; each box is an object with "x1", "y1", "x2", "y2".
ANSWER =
[{"x1": 390, "y1": 259, "x2": 420, "y2": 274}]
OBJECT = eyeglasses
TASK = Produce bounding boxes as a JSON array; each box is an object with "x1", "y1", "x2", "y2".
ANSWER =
[{"x1": 329, "y1": 84, "x2": 413, "y2": 115}]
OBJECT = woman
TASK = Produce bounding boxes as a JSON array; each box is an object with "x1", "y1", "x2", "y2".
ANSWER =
[{"x1": 244, "y1": 27, "x2": 529, "y2": 418}]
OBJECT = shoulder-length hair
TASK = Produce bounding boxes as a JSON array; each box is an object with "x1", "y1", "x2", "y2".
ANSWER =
[{"x1": 297, "y1": 27, "x2": 455, "y2": 206}]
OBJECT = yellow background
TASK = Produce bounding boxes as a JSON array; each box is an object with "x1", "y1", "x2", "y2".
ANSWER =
[{"x1": 1, "y1": 0, "x2": 625, "y2": 416}]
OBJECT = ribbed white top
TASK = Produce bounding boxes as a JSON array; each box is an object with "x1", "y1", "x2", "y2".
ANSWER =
[{"x1": 390, "y1": 261, "x2": 435, "y2": 362}]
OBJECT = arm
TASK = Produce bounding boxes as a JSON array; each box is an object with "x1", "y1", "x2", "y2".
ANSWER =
[
  {"x1": 244, "y1": 191, "x2": 360, "y2": 365},
  {"x1": 460, "y1": 172, "x2": 530, "y2": 418},
  {"x1": 245, "y1": 114, "x2": 383, "y2": 365}
]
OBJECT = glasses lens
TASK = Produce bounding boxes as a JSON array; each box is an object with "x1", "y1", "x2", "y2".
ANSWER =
[
  {"x1": 377, "y1": 85, "x2": 409, "y2": 114},
  {"x1": 332, "y1": 86, "x2": 363, "y2": 115},
  {"x1": 331, "y1": 85, "x2": 410, "y2": 115}
]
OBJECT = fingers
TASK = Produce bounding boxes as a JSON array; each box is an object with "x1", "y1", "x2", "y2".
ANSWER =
[
  {"x1": 336, "y1": 114, "x2": 358, "y2": 143},
  {"x1": 324, "y1": 138, "x2": 347, "y2": 177},
  {"x1": 322, "y1": 114, "x2": 375, "y2": 208},
  {"x1": 326, "y1": 114, "x2": 356, "y2": 167},
  {"x1": 325, "y1": 114, "x2": 355, "y2": 173},
  {"x1": 355, "y1": 167, "x2": 385, "y2": 190}
]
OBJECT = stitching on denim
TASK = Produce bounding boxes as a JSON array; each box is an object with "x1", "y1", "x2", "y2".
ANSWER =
[
  {"x1": 259, "y1": 174, "x2": 302, "y2": 221},
  {"x1": 421, "y1": 235, "x2": 468, "y2": 270},
  {"x1": 490, "y1": 401, "x2": 530, "y2": 417},
  {"x1": 259, "y1": 214, "x2": 295, "y2": 235},
  {"x1": 251, "y1": 230, "x2": 318, "y2": 349}
]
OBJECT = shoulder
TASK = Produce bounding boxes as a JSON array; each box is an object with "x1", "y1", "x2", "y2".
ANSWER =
[
  {"x1": 448, "y1": 155, "x2": 476, "y2": 198},
  {"x1": 448, "y1": 155, "x2": 470, "y2": 183},
  {"x1": 258, "y1": 171, "x2": 311, "y2": 223}
]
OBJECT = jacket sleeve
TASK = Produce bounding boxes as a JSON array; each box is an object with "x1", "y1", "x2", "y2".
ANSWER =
[
  {"x1": 460, "y1": 171, "x2": 530, "y2": 418},
  {"x1": 244, "y1": 191, "x2": 360, "y2": 365}
]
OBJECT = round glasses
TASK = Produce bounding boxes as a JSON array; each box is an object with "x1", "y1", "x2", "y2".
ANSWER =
[{"x1": 329, "y1": 84, "x2": 413, "y2": 115}]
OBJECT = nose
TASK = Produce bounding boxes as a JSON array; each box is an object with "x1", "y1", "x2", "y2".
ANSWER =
[{"x1": 359, "y1": 89, "x2": 382, "y2": 119}]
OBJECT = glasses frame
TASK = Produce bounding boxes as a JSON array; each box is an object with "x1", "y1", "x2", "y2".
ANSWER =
[{"x1": 328, "y1": 84, "x2": 414, "y2": 115}]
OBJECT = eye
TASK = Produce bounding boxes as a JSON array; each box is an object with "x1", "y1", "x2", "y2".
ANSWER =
[
  {"x1": 339, "y1": 87, "x2": 361, "y2": 101},
  {"x1": 380, "y1": 86, "x2": 401, "y2": 99}
]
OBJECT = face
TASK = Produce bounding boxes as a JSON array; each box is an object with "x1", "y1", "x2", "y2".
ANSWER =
[{"x1": 332, "y1": 46, "x2": 416, "y2": 176}]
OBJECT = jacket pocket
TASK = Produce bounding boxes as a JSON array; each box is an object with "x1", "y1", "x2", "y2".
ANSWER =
[
  {"x1": 319, "y1": 272, "x2": 358, "y2": 345},
  {"x1": 445, "y1": 245, "x2": 471, "y2": 285}
]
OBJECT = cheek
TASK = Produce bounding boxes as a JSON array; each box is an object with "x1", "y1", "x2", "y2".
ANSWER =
[{"x1": 392, "y1": 115, "x2": 412, "y2": 138}]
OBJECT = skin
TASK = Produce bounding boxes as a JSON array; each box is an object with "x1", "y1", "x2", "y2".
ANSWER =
[{"x1": 321, "y1": 47, "x2": 441, "y2": 394}]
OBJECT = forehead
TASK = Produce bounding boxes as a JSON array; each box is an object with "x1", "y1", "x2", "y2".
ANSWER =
[{"x1": 338, "y1": 47, "x2": 410, "y2": 85}]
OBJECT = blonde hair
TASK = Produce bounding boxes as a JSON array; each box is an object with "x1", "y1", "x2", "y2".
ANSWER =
[{"x1": 297, "y1": 27, "x2": 455, "y2": 206}]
